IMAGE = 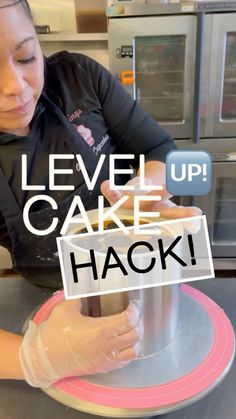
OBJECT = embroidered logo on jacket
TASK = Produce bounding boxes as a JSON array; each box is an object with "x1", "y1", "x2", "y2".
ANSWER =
[
  {"x1": 93, "y1": 134, "x2": 110, "y2": 156},
  {"x1": 73, "y1": 124, "x2": 95, "y2": 147},
  {"x1": 67, "y1": 108, "x2": 82, "y2": 122}
]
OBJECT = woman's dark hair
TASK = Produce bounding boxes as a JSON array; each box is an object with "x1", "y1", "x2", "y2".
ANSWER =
[{"x1": 0, "y1": 0, "x2": 33, "y2": 21}]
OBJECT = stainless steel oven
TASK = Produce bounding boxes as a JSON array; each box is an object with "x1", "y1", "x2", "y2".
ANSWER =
[
  {"x1": 192, "y1": 155, "x2": 236, "y2": 268},
  {"x1": 107, "y1": 2, "x2": 236, "y2": 269},
  {"x1": 205, "y1": 14, "x2": 236, "y2": 138},
  {"x1": 178, "y1": 153, "x2": 236, "y2": 269},
  {"x1": 108, "y1": 14, "x2": 196, "y2": 139},
  {"x1": 108, "y1": 3, "x2": 236, "y2": 142}
]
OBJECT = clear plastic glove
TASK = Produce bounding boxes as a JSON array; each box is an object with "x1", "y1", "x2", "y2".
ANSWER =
[
  {"x1": 101, "y1": 177, "x2": 155, "y2": 210},
  {"x1": 101, "y1": 177, "x2": 202, "y2": 218},
  {"x1": 19, "y1": 299, "x2": 143, "y2": 388}
]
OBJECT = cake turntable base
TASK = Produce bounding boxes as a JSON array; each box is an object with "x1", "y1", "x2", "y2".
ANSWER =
[{"x1": 30, "y1": 284, "x2": 235, "y2": 418}]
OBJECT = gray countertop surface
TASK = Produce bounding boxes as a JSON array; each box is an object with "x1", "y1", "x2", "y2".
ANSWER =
[{"x1": 0, "y1": 277, "x2": 235, "y2": 419}]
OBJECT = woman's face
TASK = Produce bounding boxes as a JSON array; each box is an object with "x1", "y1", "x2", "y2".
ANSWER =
[{"x1": 0, "y1": 4, "x2": 44, "y2": 136}]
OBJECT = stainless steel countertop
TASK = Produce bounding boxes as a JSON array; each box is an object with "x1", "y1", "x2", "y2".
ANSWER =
[{"x1": 0, "y1": 277, "x2": 235, "y2": 419}]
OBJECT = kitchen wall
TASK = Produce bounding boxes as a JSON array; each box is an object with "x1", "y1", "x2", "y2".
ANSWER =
[
  {"x1": 28, "y1": 0, "x2": 109, "y2": 69},
  {"x1": 0, "y1": 247, "x2": 12, "y2": 270},
  {"x1": 28, "y1": 0, "x2": 77, "y2": 33},
  {"x1": 39, "y1": 39, "x2": 109, "y2": 69}
]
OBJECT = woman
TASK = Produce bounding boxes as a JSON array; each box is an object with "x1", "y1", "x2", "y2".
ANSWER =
[{"x1": 0, "y1": 0, "x2": 200, "y2": 388}]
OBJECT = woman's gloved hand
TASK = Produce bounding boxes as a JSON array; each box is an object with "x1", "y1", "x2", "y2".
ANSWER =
[
  {"x1": 19, "y1": 299, "x2": 143, "y2": 388},
  {"x1": 101, "y1": 177, "x2": 202, "y2": 218}
]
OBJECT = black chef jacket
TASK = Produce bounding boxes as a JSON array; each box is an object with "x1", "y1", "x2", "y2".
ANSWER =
[{"x1": 0, "y1": 51, "x2": 176, "y2": 285}]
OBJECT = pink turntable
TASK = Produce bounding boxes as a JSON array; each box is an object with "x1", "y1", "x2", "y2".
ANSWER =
[{"x1": 31, "y1": 283, "x2": 235, "y2": 418}]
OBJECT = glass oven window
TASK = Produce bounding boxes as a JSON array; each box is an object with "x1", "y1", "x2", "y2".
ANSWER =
[
  {"x1": 222, "y1": 32, "x2": 236, "y2": 120},
  {"x1": 213, "y1": 177, "x2": 236, "y2": 244},
  {"x1": 134, "y1": 35, "x2": 185, "y2": 123}
]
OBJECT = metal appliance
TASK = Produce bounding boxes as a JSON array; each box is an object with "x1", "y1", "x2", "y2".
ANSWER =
[
  {"x1": 107, "y1": 1, "x2": 236, "y2": 269},
  {"x1": 190, "y1": 153, "x2": 236, "y2": 269}
]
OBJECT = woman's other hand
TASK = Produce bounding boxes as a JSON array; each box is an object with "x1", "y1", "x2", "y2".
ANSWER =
[{"x1": 101, "y1": 178, "x2": 202, "y2": 219}]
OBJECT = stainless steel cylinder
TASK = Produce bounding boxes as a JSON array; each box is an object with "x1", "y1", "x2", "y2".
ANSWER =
[
  {"x1": 81, "y1": 284, "x2": 180, "y2": 358},
  {"x1": 133, "y1": 284, "x2": 180, "y2": 357},
  {"x1": 70, "y1": 209, "x2": 182, "y2": 358}
]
